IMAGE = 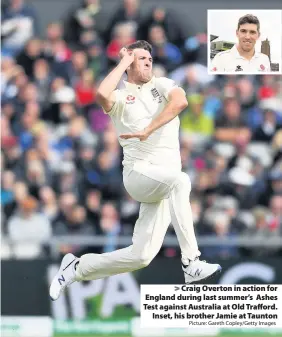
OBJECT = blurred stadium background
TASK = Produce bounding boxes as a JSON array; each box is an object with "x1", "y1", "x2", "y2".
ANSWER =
[{"x1": 1, "y1": 0, "x2": 282, "y2": 336}]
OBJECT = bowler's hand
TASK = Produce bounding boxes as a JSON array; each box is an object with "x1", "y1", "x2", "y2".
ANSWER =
[
  {"x1": 119, "y1": 47, "x2": 135, "y2": 66},
  {"x1": 120, "y1": 128, "x2": 150, "y2": 141}
]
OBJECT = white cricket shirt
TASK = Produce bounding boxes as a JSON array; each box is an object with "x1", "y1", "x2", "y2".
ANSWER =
[
  {"x1": 104, "y1": 76, "x2": 182, "y2": 170},
  {"x1": 210, "y1": 45, "x2": 271, "y2": 73}
]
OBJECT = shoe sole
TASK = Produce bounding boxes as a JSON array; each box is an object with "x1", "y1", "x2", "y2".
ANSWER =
[
  {"x1": 186, "y1": 265, "x2": 222, "y2": 284},
  {"x1": 49, "y1": 253, "x2": 75, "y2": 301}
]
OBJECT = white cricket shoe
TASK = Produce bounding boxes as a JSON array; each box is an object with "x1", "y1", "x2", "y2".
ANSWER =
[
  {"x1": 183, "y1": 259, "x2": 222, "y2": 284},
  {"x1": 49, "y1": 253, "x2": 79, "y2": 301}
]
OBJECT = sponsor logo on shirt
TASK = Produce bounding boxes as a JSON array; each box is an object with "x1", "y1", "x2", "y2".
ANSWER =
[
  {"x1": 126, "y1": 95, "x2": 136, "y2": 104},
  {"x1": 260, "y1": 64, "x2": 265, "y2": 71},
  {"x1": 151, "y1": 88, "x2": 163, "y2": 103},
  {"x1": 235, "y1": 65, "x2": 243, "y2": 72},
  {"x1": 212, "y1": 67, "x2": 217, "y2": 71}
]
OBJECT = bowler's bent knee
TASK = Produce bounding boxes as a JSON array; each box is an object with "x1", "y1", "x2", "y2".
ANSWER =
[{"x1": 174, "y1": 172, "x2": 192, "y2": 192}]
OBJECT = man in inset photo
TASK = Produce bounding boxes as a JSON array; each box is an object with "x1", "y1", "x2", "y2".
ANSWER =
[{"x1": 210, "y1": 14, "x2": 271, "y2": 73}]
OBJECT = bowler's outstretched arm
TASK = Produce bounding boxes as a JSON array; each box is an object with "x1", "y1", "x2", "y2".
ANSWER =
[{"x1": 120, "y1": 87, "x2": 188, "y2": 141}]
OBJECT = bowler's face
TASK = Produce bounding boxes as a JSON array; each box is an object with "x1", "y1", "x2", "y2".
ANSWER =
[
  {"x1": 236, "y1": 23, "x2": 260, "y2": 52},
  {"x1": 131, "y1": 48, "x2": 153, "y2": 83}
]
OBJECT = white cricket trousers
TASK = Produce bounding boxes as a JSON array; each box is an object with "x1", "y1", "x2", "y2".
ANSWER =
[{"x1": 76, "y1": 160, "x2": 200, "y2": 281}]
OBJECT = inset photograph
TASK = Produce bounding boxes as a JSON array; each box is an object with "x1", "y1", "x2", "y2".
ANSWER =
[{"x1": 208, "y1": 10, "x2": 282, "y2": 74}]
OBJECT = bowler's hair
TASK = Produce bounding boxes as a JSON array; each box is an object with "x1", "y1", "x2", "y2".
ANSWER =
[
  {"x1": 237, "y1": 14, "x2": 260, "y2": 32},
  {"x1": 126, "y1": 40, "x2": 152, "y2": 54}
]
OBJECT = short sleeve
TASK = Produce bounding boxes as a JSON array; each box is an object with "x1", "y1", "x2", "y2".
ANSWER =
[
  {"x1": 156, "y1": 77, "x2": 179, "y2": 100},
  {"x1": 102, "y1": 89, "x2": 124, "y2": 116}
]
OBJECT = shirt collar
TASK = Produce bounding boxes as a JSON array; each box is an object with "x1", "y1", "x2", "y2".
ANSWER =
[
  {"x1": 123, "y1": 76, "x2": 155, "y2": 90},
  {"x1": 231, "y1": 44, "x2": 260, "y2": 59}
]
